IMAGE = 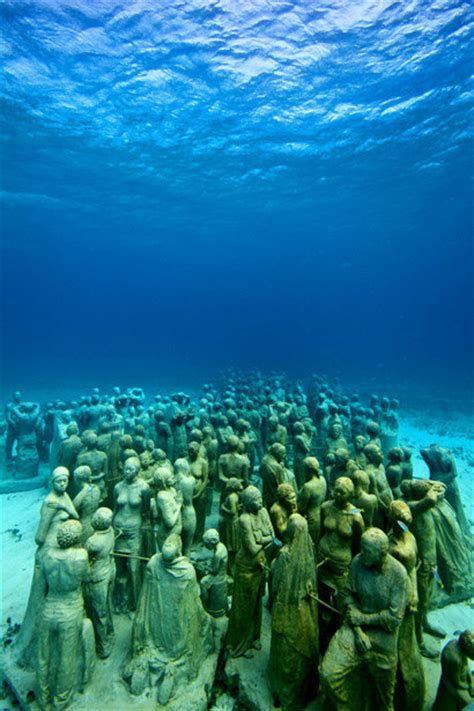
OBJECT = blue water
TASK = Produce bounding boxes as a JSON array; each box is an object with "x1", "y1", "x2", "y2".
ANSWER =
[{"x1": 1, "y1": 0, "x2": 472, "y2": 401}]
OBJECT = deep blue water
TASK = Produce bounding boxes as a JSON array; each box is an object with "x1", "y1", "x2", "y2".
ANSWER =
[{"x1": 1, "y1": 0, "x2": 472, "y2": 402}]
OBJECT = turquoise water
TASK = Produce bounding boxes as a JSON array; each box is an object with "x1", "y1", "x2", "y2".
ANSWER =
[{"x1": 1, "y1": 0, "x2": 472, "y2": 398}]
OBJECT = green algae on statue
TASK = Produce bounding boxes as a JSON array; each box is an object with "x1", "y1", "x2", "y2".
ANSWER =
[
  {"x1": 297, "y1": 456, "x2": 327, "y2": 548},
  {"x1": 269, "y1": 514, "x2": 319, "y2": 711},
  {"x1": 125, "y1": 534, "x2": 214, "y2": 703}
]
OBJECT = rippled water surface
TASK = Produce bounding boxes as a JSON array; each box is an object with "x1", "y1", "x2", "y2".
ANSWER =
[{"x1": 1, "y1": 1, "x2": 472, "y2": 395}]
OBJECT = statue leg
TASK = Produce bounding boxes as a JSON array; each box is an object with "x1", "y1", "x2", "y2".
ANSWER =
[
  {"x1": 128, "y1": 556, "x2": 141, "y2": 611},
  {"x1": 53, "y1": 613, "x2": 82, "y2": 710},
  {"x1": 90, "y1": 578, "x2": 113, "y2": 658},
  {"x1": 366, "y1": 652, "x2": 397, "y2": 711},
  {"x1": 36, "y1": 616, "x2": 54, "y2": 710},
  {"x1": 320, "y1": 625, "x2": 361, "y2": 711}
]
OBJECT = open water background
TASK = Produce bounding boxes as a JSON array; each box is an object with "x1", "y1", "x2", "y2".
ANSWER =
[{"x1": 1, "y1": 0, "x2": 472, "y2": 403}]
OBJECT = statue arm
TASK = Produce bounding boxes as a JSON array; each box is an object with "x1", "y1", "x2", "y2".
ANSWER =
[
  {"x1": 298, "y1": 484, "x2": 310, "y2": 514},
  {"x1": 157, "y1": 493, "x2": 180, "y2": 529}
]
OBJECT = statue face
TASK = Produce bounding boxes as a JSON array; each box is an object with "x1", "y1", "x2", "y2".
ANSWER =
[
  {"x1": 249, "y1": 494, "x2": 263, "y2": 513},
  {"x1": 124, "y1": 460, "x2": 139, "y2": 481},
  {"x1": 53, "y1": 474, "x2": 69, "y2": 493},
  {"x1": 334, "y1": 482, "x2": 350, "y2": 505},
  {"x1": 360, "y1": 537, "x2": 386, "y2": 568}
]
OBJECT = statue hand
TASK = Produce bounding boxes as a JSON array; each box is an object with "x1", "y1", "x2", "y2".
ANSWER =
[
  {"x1": 347, "y1": 607, "x2": 365, "y2": 627},
  {"x1": 354, "y1": 627, "x2": 372, "y2": 653}
]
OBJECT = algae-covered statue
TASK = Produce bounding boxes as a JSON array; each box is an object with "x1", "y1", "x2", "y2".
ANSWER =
[
  {"x1": 36, "y1": 519, "x2": 94, "y2": 711},
  {"x1": 433, "y1": 629, "x2": 474, "y2": 710},
  {"x1": 73, "y1": 465, "x2": 102, "y2": 543},
  {"x1": 351, "y1": 469, "x2": 378, "y2": 529},
  {"x1": 364, "y1": 443, "x2": 393, "y2": 528},
  {"x1": 84, "y1": 507, "x2": 116, "y2": 659},
  {"x1": 387, "y1": 500, "x2": 425, "y2": 710},
  {"x1": 174, "y1": 457, "x2": 196, "y2": 555},
  {"x1": 113, "y1": 456, "x2": 151, "y2": 612},
  {"x1": 226, "y1": 486, "x2": 274, "y2": 657},
  {"x1": 269, "y1": 514, "x2": 319, "y2": 711},
  {"x1": 260, "y1": 443, "x2": 288, "y2": 510},
  {"x1": 76, "y1": 431, "x2": 108, "y2": 495},
  {"x1": 151, "y1": 466, "x2": 182, "y2": 551},
  {"x1": 320, "y1": 528, "x2": 409, "y2": 711},
  {"x1": 219, "y1": 476, "x2": 243, "y2": 573},
  {"x1": 270, "y1": 483, "x2": 297, "y2": 543},
  {"x1": 17, "y1": 467, "x2": 79, "y2": 667},
  {"x1": 199, "y1": 528, "x2": 231, "y2": 618},
  {"x1": 125, "y1": 534, "x2": 214, "y2": 703},
  {"x1": 9, "y1": 401, "x2": 41, "y2": 479},
  {"x1": 297, "y1": 456, "x2": 327, "y2": 548},
  {"x1": 421, "y1": 443, "x2": 471, "y2": 539}
]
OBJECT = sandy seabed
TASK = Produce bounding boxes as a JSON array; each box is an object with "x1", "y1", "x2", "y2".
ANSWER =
[{"x1": 1, "y1": 408, "x2": 473, "y2": 710}]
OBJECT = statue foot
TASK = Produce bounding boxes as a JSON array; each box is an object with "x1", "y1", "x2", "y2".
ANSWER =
[
  {"x1": 423, "y1": 621, "x2": 446, "y2": 638},
  {"x1": 419, "y1": 642, "x2": 439, "y2": 659}
]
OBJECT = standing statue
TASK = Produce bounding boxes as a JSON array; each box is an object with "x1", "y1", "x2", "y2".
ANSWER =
[
  {"x1": 72, "y1": 465, "x2": 102, "y2": 543},
  {"x1": 269, "y1": 514, "x2": 319, "y2": 711},
  {"x1": 364, "y1": 444, "x2": 393, "y2": 528},
  {"x1": 199, "y1": 528, "x2": 231, "y2": 617},
  {"x1": 320, "y1": 528, "x2": 409, "y2": 711},
  {"x1": 16, "y1": 467, "x2": 79, "y2": 667},
  {"x1": 125, "y1": 534, "x2": 214, "y2": 703},
  {"x1": 297, "y1": 456, "x2": 327, "y2": 549},
  {"x1": 151, "y1": 467, "x2": 182, "y2": 551},
  {"x1": 260, "y1": 443, "x2": 287, "y2": 510},
  {"x1": 219, "y1": 477, "x2": 243, "y2": 573},
  {"x1": 387, "y1": 500, "x2": 426, "y2": 710},
  {"x1": 188, "y1": 441, "x2": 209, "y2": 542},
  {"x1": 84, "y1": 507, "x2": 116, "y2": 659},
  {"x1": 421, "y1": 444, "x2": 472, "y2": 540},
  {"x1": 270, "y1": 483, "x2": 297, "y2": 543},
  {"x1": 174, "y1": 457, "x2": 197, "y2": 555},
  {"x1": 351, "y1": 469, "x2": 378, "y2": 529},
  {"x1": 113, "y1": 456, "x2": 151, "y2": 612},
  {"x1": 35, "y1": 519, "x2": 93, "y2": 711},
  {"x1": 10, "y1": 401, "x2": 41, "y2": 479},
  {"x1": 226, "y1": 486, "x2": 274, "y2": 657},
  {"x1": 57, "y1": 423, "x2": 83, "y2": 481},
  {"x1": 76, "y1": 431, "x2": 108, "y2": 496},
  {"x1": 292, "y1": 422, "x2": 312, "y2": 489}
]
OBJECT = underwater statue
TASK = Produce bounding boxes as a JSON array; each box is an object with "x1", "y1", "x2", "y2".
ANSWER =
[
  {"x1": 174, "y1": 457, "x2": 197, "y2": 555},
  {"x1": 269, "y1": 513, "x2": 319, "y2": 711},
  {"x1": 35, "y1": 519, "x2": 94, "y2": 711},
  {"x1": 84, "y1": 507, "x2": 116, "y2": 659},
  {"x1": 57, "y1": 422, "x2": 83, "y2": 480},
  {"x1": 72, "y1": 464, "x2": 102, "y2": 543},
  {"x1": 219, "y1": 476, "x2": 243, "y2": 573},
  {"x1": 125, "y1": 534, "x2": 214, "y2": 703},
  {"x1": 364, "y1": 443, "x2": 393, "y2": 528},
  {"x1": 260, "y1": 442, "x2": 288, "y2": 510},
  {"x1": 270, "y1": 482, "x2": 297, "y2": 543},
  {"x1": 152, "y1": 466, "x2": 182, "y2": 551},
  {"x1": 433, "y1": 629, "x2": 474, "y2": 710},
  {"x1": 5, "y1": 390, "x2": 22, "y2": 463},
  {"x1": 187, "y1": 440, "x2": 209, "y2": 542},
  {"x1": 421, "y1": 443, "x2": 472, "y2": 540},
  {"x1": 297, "y1": 455, "x2": 327, "y2": 549},
  {"x1": 218, "y1": 434, "x2": 250, "y2": 493},
  {"x1": 387, "y1": 500, "x2": 426, "y2": 710},
  {"x1": 292, "y1": 421, "x2": 312, "y2": 488},
  {"x1": 113, "y1": 456, "x2": 151, "y2": 612},
  {"x1": 199, "y1": 528, "x2": 231, "y2": 617},
  {"x1": 320, "y1": 528, "x2": 409, "y2": 711},
  {"x1": 385, "y1": 447, "x2": 405, "y2": 498},
  {"x1": 325, "y1": 421, "x2": 348, "y2": 457},
  {"x1": 226, "y1": 485, "x2": 274, "y2": 657},
  {"x1": 350, "y1": 469, "x2": 378, "y2": 529},
  {"x1": 16, "y1": 467, "x2": 79, "y2": 667},
  {"x1": 76, "y1": 430, "x2": 108, "y2": 495},
  {"x1": 9, "y1": 401, "x2": 41, "y2": 479}
]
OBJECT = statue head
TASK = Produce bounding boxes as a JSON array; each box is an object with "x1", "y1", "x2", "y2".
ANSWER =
[
  {"x1": 120, "y1": 434, "x2": 133, "y2": 448},
  {"x1": 241, "y1": 485, "x2": 263, "y2": 513},
  {"x1": 13, "y1": 391, "x2": 22, "y2": 404},
  {"x1": 174, "y1": 457, "x2": 190, "y2": 477},
  {"x1": 66, "y1": 422, "x2": 79, "y2": 437},
  {"x1": 82, "y1": 430, "x2": 98, "y2": 449},
  {"x1": 51, "y1": 467, "x2": 69, "y2": 493},
  {"x1": 352, "y1": 469, "x2": 370, "y2": 492},
  {"x1": 92, "y1": 507, "x2": 113, "y2": 531},
  {"x1": 334, "y1": 448, "x2": 350, "y2": 466},
  {"x1": 333, "y1": 476, "x2": 354, "y2": 506},
  {"x1": 123, "y1": 456, "x2": 140, "y2": 482},
  {"x1": 162, "y1": 533, "x2": 182, "y2": 564},
  {"x1": 203, "y1": 528, "x2": 220, "y2": 550},
  {"x1": 354, "y1": 435, "x2": 367, "y2": 452},
  {"x1": 188, "y1": 441, "x2": 200, "y2": 460},
  {"x1": 276, "y1": 483, "x2": 297, "y2": 509},
  {"x1": 459, "y1": 630, "x2": 474, "y2": 659},
  {"x1": 303, "y1": 456, "x2": 320, "y2": 479},
  {"x1": 389, "y1": 499, "x2": 412, "y2": 528},
  {"x1": 73, "y1": 465, "x2": 92, "y2": 485},
  {"x1": 329, "y1": 422, "x2": 342, "y2": 439},
  {"x1": 364, "y1": 444, "x2": 383, "y2": 465},
  {"x1": 360, "y1": 528, "x2": 389, "y2": 569},
  {"x1": 293, "y1": 421, "x2": 304, "y2": 435},
  {"x1": 227, "y1": 435, "x2": 240, "y2": 452},
  {"x1": 154, "y1": 448, "x2": 167, "y2": 462},
  {"x1": 388, "y1": 447, "x2": 404, "y2": 464},
  {"x1": 57, "y1": 519, "x2": 83, "y2": 549},
  {"x1": 366, "y1": 421, "x2": 379, "y2": 437},
  {"x1": 225, "y1": 477, "x2": 244, "y2": 493},
  {"x1": 269, "y1": 443, "x2": 286, "y2": 463}
]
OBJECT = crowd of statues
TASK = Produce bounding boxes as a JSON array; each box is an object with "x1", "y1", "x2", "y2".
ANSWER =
[{"x1": 2, "y1": 373, "x2": 473, "y2": 710}]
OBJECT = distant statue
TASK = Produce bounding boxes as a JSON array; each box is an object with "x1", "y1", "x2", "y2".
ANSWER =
[
  {"x1": 385, "y1": 447, "x2": 405, "y2": 498},
  {"x1": 76, "y1": 431, "x2": 108, "y2": 495},
  {"x1": 293, "y1": 422, "x2": 312, "y2": 488},
  {"x1": 364, "y1": 443, "x2": 393, "y2": 528},
  {"x1": 125, "y1": 534, "x2": 214, "y2": 703},
  {"x1": 351, "y1": 469, "x2": 378, "y2": 529},
  {"x1": 84, "y1": 507, "x2": 116, "y2": 659},
  {"x1": 10, "y1": 401, "x2": 41, "y2": 479},
  {"x1": 57, "y1": 422, "x2": 83, "y2": 481},
  {"x1": 5, "y1": 390, "x2": 22, "y2": 463},
  {"x1": 187, "y1": 441, "x2": 209, "y2": 542},
  {"x1": 151, "y1": 467, "x2": 182, "y2": 551},
  {"x1": 35, "y1": 520, "x2": 94, "y2": 711},
  {"x1": 260, "y1": 443, "x2": 287, "y2": 510},
  {"x1": 219, "y1": 477, "x2": 243, "y2": 574},
  {"x1": 269, "y1": 514, "x2": 319, "y2": 710},
  {"x1": 174, "y1": 457, "x2": 197, "y2": 555},
  {"x1": 433, "y1": 630, "x2": 474, "y2": 710}
]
